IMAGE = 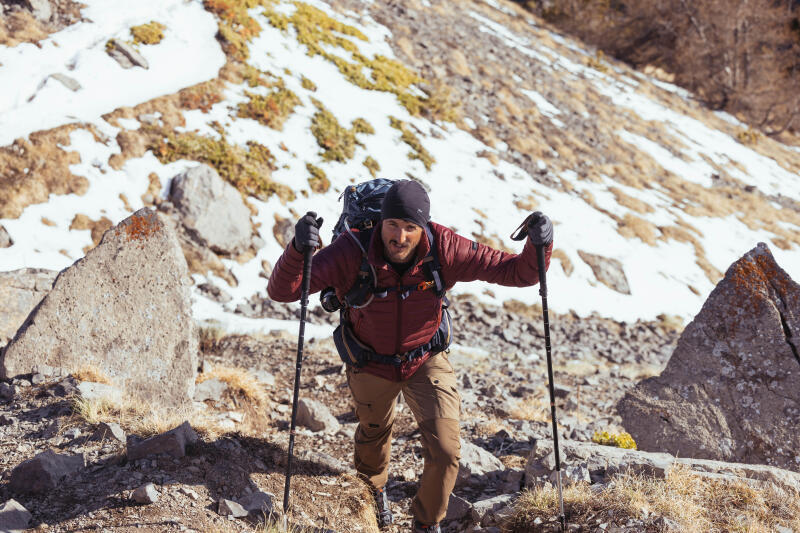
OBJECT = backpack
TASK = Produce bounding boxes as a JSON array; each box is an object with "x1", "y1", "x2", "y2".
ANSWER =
[{"x1": 321, "y1": 179, "x2": 452, "y2": 367}]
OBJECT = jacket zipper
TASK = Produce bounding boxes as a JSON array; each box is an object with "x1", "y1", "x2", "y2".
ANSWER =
[{"x1": 395, "y1": 272, "x2": 403, "y2": 380}]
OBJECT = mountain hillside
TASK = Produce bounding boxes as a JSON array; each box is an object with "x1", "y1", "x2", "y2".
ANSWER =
[{"x1": 1, "y1": 0, "x2": 798, "y2": 329}]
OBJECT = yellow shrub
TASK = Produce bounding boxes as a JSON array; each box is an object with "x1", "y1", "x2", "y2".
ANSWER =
[
  {"x1": 130, "y1": 21, "x2": 166, "y2": 45},
  {"x1": 592, "y1": 430, "x2": 637, "y2": 449}
]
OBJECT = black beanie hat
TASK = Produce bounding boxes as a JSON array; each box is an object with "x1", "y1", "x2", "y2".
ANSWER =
[{"x1": 381, "y1": 180, "x2": 430, "y2": 228}]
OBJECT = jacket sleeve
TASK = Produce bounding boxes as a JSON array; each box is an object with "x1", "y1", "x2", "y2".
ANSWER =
[
  {"x1": 267, "y1": 236, "x2": 360, "y2": 303},
  {"x1": 438, "y1": 225, "x2": 553, "y2": 288}
]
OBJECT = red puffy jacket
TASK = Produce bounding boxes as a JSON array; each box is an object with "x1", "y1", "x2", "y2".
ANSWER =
[{"x1": 267, "y1": 221, "x2": 552, "y2": 381}]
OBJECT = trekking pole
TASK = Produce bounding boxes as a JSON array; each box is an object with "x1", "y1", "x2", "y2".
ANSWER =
[
  {"x1": 535, "y1": 237, "x2": 566, "y2": 532},
  {"x1": 283, "y1": 240, "x2": 315, "y2": 524}
]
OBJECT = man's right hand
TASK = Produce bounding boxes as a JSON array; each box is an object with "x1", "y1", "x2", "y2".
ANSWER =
[
  {"x1": 293, "y1": 212, "x2": 323, "y2": 252},
  {"x1": 527, "y1": 211, "x2": 553, "y2": 246}
]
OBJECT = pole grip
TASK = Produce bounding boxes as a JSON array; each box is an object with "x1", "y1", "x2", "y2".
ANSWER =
[{"x1": 535, "y1": 244, "x2": 548, "y2": 297}]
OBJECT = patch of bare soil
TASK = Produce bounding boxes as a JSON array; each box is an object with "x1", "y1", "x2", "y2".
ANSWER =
[{"x1": 70, "y1": 213, "x2": 112, "y2": 252}]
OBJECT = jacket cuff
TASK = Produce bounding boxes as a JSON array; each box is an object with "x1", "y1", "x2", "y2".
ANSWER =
[{"x1": 283, "y1": 240, "x2": 305, "y2": 270}]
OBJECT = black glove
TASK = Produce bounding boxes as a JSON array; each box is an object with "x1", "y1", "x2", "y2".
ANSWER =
[
  {"x1": 293, "y1": 211, "x2": 323, "y2": 252},
  {"x1": 526, "y1": 211, "x2": 553, "y2": 246}
]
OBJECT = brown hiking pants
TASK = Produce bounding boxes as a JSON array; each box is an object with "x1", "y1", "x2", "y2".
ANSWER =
[{"x1": 347, "y1": 352, "x2": 461, "y2": 525}]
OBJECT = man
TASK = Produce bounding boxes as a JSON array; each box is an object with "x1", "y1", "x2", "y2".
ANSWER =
[{"x1": 268, "y1": 180, "x2": 553, "y2": 532}]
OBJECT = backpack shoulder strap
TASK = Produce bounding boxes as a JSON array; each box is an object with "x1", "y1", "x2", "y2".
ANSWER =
[
  {"x1": 342, "y1": 227, "x2": 377, "y2": 309},
  {"x1": 420, "y1": 224, "x2": 446, "y2": 298}
]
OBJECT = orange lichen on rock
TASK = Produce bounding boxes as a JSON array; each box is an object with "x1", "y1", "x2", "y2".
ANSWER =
[
  {"x1": 116, "y1": 213, "x2": 161, "y2": 242},
  {"x1": 725, "y1": 247, "x2": 793, "y2": 317}
]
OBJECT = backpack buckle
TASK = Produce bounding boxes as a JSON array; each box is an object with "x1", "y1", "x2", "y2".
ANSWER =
[{"x1": 417, "y1": 280, "x2": 435, "y2": 291}]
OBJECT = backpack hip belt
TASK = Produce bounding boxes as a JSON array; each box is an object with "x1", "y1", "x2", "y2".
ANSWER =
[{"x1": 333, "y1": 302, "x2": 452, "y2": 368}]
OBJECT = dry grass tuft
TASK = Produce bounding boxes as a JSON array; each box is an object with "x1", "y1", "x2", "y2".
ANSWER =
[
  {"x1": 551, "y1": 249, "x2": 574, "y2": 276},
  {"x1": 472, "y1": 231, "x2": 514, "y2": 254},
  {"x1": 199, "y1": 324, "x2": 228, "y2": 352},
  {"x1": 506, "y1": 466, "x2": 800, "y2": 532},
  {"x1": 70, "y1": 214, "x2": 113, "y2": 250},
  {"x1": 71, "y1": 391, "x2": 224, "y2": 439},
  {"x1": 617, "y1": 213, "x2": 659, "y2": 246},
  {"x1": 656, "y1": 313, "x2": 684, "y2": 333},
  {"x1": 197, "y1": 366, "x2": 268, "y2": 407},
  {"x1": 513, "y1": 195, "x2": 539, "y2": 212},
  {"x1": 608, "y1": 186, "x2": 654, "y2": 214},
  {"x1": 507, "y1": 396, "x2": 550, "y2": 422},
  {"x1": 71, "y1": 365, "x2": 113, "y2": 385},
  {"x1": 0, "y1": 10, "x2": 49, "y2": 47},
  {"x1": 70, "y1": 395, "x2": 120, "y2": 426},
  {"x1": 502, "y1": 299, "x2": 543, "y2": 319}
]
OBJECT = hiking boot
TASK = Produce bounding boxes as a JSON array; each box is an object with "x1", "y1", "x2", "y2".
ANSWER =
[
  {"x1": 373, "y1": 487, "x2": 393, "y2": 528},
  {"x1": 412, "y1": 520, "x2": 441, "y2": 533}
]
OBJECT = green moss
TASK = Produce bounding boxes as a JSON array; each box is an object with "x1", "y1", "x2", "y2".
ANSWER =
[
  {"x1": 363, "y1": 156, "x2": 380, "y2": 177},
  {"x1": 364, "y1": 54, "x2": 419, "y2": 92},
  {"x1": 242, "y1": 64, "x2": 273, "y2": 87},
  {"x1": 106, "y1": 38, "x2": 138, "y2": 55},
  {"x1": 351, "y1": 118, "x2": 374, "y2": 135},
  {"x1": 419, "y1": 83, "x2": 461, "y2": 123},
  {"x1": 310, "y1": 99, "x2": 373, "y2": 162},
  {"x1": 736, "y1": 128, "x2": 761, "y2": 145},
  {"x1": 149, "y1": 129, "x2": 293, "y2": 202},
  {"x1": 306, "y1": 163, "x2": 330, "y2": 193},
  {"x1": 203, "y1": 0, "x2": 264, "y2": 60},
  {"x1": 389, "y1": 117, "x2": 435, "y2": 171},
  {"x1": 262, "y1": 1, "x2": 458, "y2": 122},
  {"x1": 301, "y1": 76, "x2": 317, "y2": 91},
  {"x1": 130, "y1": 21, "x2": 166, "y2": 45},
  {"x1": 236, "y1": 87, "x2": 301, "y2": 130},
  {"x1": 586, "y1": 50, "x2": 609, "y2": 73}
]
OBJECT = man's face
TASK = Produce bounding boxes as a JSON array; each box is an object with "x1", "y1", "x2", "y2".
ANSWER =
[{"x1": 381, "y1": 218, "x2": 423, "y2": 263}]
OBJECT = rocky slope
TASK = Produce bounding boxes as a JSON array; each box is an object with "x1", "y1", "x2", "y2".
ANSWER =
[{"x1": 1, "y1": 0, "x2": 800, "y2": 532}]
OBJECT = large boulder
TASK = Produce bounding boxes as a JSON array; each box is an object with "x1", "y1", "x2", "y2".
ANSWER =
[
  {"x1": 577, "y1": 250, "x2": 631, "y2": 294},
  {"x1": 169, "y1": 164, "x2": 253, "y2": 255},
  {"x1": 0, "y1": 499, "x2": 31, "y2": 532},
  {"x1": 127, "y1": 421, "x2": 198, "y2": 461},
  {"x1": 296, "y1": 398, "x2": 341, "y2": 433},
  {"x1": 618, "y1": 243, "x2": 800, "y2": 471},
  {"x1": 9, "y1": 450, "x2": 85, "y2": 493},
  {"x1": 0, "y1": 268, "x2": 57, "y2": 348},
  {"x1": 456, "y1": 441, "x2": 504, "y2": 487},
  {"x1": 1, "y1": 209, "x2": 198, "y2": 407},
  {"x1": 525, "y1": 438, "x2": 800, "y2": 495}
]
